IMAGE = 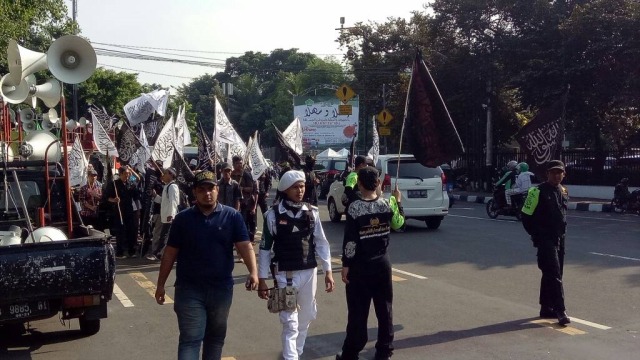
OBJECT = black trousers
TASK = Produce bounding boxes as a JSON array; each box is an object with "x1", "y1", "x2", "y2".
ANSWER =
[
  {"x1": 341, "y1": 266, "x2": 394, "y2": 359},
  {"x1": 115, "y1": 214, "x2": 138, "y2": 256},
  {"x1": 537, "y1": 243, "x2": 566, "y2": 312},
  {"x1": 257, "y1": 193, "x2": 268, "y2": 216},
  {"x1": 241, "y1": 204, "x2": 257, "y2": 242}
]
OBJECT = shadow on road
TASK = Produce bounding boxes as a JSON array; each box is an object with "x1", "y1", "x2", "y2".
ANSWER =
[{"x1": 0, "y1": 324, "x2": 87, "y2": 359}]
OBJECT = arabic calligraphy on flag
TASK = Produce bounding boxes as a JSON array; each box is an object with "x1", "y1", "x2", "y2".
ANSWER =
[
  {"x1": 515, "y1": 97, "x2": 565, "y2": 176},
  {"x1": 90, "y1": 108, "x2": 118, "y2": 157},
  {"x1": 283, "y1": 117, "x2": 303, "y2": 155},
  {"x1": 69, "y1": 136, "x2": 88, "y2": 187},
  {"x1": 151, "y1": 116, "x2": 175, "y2": 169},
  {"x1": 368, "y1": 115, "x2": 379, "y2": 165}
]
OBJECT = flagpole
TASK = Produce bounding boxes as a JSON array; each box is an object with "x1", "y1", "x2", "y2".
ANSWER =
[
  {"x1": 396, "y1": 58, "x2": 415, "y2": 187},
  {"x1": 109, "y1": 154, "x2": 124, "y2": 225}
]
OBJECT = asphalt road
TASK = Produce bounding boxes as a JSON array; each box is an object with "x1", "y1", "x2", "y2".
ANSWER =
[{"x1": 1, "y1": 200, "x2": 639, "y2": 360}]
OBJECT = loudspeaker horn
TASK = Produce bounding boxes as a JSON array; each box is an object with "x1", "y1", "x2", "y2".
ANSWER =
[
  {"x1": 0, "y1": 74, "x2": 30, "y2": 104},
  {"x1": 66, "y1": 119, "x2": 78, "y2": 131},
  {"x1": 30, "y1": 78, "x2": 61, "y2": 108},
  {"x1": 43, "y1": 108, "x2": 59, "y2": 125},
  {"x1": 42, "y1": 118, "x2": 56, "y2": 131},
  {"x1": 47, "y1": 35, "x2": 97, "y2": 84},
  {"x1": 23, "y1": 120, "x2": 37, "y2": 133},
  {"x1": 9, "y1": 108, "x2": 17, "y2": 125},
  {"x1": 19, "y1": 130, "x2": 61, "y2": 162},
  {"x1": 78, "y1": 116, "x2": 87, "y2": 128},
  {"x1": 5, "y1": 39, "x2": 49, "y2": 87},
  {"x1": 19, "y1": 108, "x2": 35, "y2": 123}
]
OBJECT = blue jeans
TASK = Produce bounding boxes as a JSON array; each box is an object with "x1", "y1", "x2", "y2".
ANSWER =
[{"x1": 174, "y1": 284, "x2": 233, "y2": 360}]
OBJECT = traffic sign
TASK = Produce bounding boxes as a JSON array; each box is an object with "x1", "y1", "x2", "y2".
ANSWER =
[
  {"x1": 377, "y1": 109, "x2": 393, "y2": 126},
  {"x1": 338, "y1": 104, "x2": 352, "y2": 115},
  {"x1": 379, "y1": 126, "x2": 391, "y2": 136},
  {"x1": 336, "y1": 84, "x2": 355, "y2": 103}
]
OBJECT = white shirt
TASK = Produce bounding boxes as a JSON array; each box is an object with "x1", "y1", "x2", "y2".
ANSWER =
[
  {"x1": 156, "y1": 181, "x2": 179, "y2": 223},
  {"x1": 258, "y1": 202, "x2": 332, "y2": 279},
  {"x1": 515, "y1": 171, "x2": 534, "y2": 193}
]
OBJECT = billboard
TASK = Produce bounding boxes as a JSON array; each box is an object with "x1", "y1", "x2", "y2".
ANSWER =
[{"x1": 293, "y1": 96, "x2": 359, "y2": 149}]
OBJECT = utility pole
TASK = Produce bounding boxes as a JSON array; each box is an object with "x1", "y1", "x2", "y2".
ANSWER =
[{"x1": 72, "y1": 0, "x2": 79, "y2": 123}]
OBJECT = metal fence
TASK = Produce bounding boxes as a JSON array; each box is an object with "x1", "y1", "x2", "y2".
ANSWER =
[{"x1": 453, "y1": 149, "x2": 640, "y2": 188}]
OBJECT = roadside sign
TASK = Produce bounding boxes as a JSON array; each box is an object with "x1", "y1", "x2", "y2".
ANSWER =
[
  {"x1": 338, "y1": 104, "x2": 352, "y2": 115},
  {"x1": 336, "y1": 84, "x2": 355, "y2": 103},
  {"x1": 377, "y1": 109, "x2": 393, "y2": 126},
  {"x1": 379, "y1": 126, "x2": 391, "y2": 136}
]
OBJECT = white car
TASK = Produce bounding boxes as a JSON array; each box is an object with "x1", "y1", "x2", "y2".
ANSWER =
[{"x1": 327, "y1": 154, "x2": 449, "y2": 229}]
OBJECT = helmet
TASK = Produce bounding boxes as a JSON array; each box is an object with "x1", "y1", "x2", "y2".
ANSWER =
[
  {"x1": 518, "y1": 162, "x2": 529, "y2": 173},
  {"x1": 621, "y1": 178, "x2": 629, "y2": 184},
  {"x1": 506, "y1": 160, "x2": 518, "y2": 170}
]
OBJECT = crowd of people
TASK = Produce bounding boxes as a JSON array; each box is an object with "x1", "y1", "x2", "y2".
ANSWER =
[{"x1": 73, "y1": 151, "x2": 574, "y2": 360}]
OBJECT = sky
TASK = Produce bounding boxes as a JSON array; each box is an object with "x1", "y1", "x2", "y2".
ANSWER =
[{"x1": 65, "y1": 0, "x2": 431, "y2": 91}]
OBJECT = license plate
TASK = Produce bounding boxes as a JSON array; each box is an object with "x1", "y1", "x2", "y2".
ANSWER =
[
  {"x1": 408, "y1": 190, "x2": 428, "y2": 198},
  {"x1": 0, "y1": 300, "x2": 50, "y2": 321}
]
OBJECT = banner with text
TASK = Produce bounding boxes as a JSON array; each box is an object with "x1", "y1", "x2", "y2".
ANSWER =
[{"x1": 293, "y1": 96, "x2": 359, "y2": 149}]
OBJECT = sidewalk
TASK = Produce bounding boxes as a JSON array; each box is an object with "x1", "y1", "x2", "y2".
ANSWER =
[{"x1": 451, "y1": 190, "x2": 614, "y2": 213}]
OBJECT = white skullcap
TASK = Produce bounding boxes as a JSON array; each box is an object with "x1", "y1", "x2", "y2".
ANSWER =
[
  {"x1": 189, "y1": 158, "x2": 198, "y2": 166},
  {"x1": 277, "y1": 170, "x2": 305, "y2": 192}
]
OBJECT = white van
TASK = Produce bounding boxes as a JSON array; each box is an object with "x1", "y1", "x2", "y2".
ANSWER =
[{"x1": 327, "y1": 154, "x2": 449, "y2": 229}]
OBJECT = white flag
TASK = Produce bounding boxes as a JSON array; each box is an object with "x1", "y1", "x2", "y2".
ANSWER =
[
  {"x1": 123, "y1": 94, "x2": 155, "y2": 126},
  {"x1": 147, "y1": 89, "x2": 169, "y2": 116},
  {"x1": 131, "y1": 123, "x2": 151, "y2": 174},
  {"x1": 69, "y1": 136, "x2": 88, "y2": 187},
  {"x1": 283, "y1": 117, "x2": 303, "y2": 155},
  {"x1": 368, "y1": 115, "x2": 379, "y2": 165},
  {"x1": 151, "y1": 116, "x2": 175, "y2": 169},
  {"x1": 91, "y1": 108, "x2": 118, "y2": 157},
  {"x1": 213, "y1": 97, "x2": 244, "y2": 145},
  {"x1": 248, "y1": 132, "x2": 268, "y2": 180},
  {"x1": 174, "y1": 104, "x2": 191, "y2": 157}
]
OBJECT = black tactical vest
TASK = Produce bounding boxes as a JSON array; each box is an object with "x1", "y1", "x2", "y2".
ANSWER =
[{"x1": 273, "y1": 206, "x2": 317, "y2": 271}]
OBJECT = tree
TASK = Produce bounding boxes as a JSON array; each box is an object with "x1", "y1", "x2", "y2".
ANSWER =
[{"x1": 78, "y1": 68, "x2": 142, "y2": 118}]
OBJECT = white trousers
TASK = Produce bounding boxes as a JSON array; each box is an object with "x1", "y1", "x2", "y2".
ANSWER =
[
  {"x1": 275, "y1": 268, "x2": 318, "y2": 360},
  {"x1": 505, "y1": 188, "x2": 520, "y2": 205}
]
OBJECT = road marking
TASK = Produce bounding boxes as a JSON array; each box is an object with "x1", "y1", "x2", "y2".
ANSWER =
[
  {"x1": 568, "y1": 214, "x2": 637, "y2": 222},
  {"x1": 391, "y1": 268, "x2": 428, "y2": 279},
  {"x1": 222, "y1": 358, "x2": 236, "y2": 360},
  {"x1": 590, "y1": 252, "x2": 640, "y2": 262},
  {"x1": 571, "y1": 317, "x2": 612, "y2": 330},
  {"x1": 113, "y1": 284, "x2": 134, "y2": 307},
  {"x1": 130, "y1": 271, "x2": 174, "y2": 304},
  {"x1": 331, "y1": 258, "x2": 427, "y2": 280},
  {"x1": 528, "y1": 319, "x2": 587, "y2": 335},
  {"x1": 449, "y1": 214, "x2": 518, "y2": 223}
]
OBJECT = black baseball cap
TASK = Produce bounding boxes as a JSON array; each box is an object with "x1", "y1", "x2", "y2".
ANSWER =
[
  {"x1": 547, "y1": 160, "x2": 565, "y2": 172},
  {"x1": 193, "y1": 170, "x2": 217, "y2": 187}
]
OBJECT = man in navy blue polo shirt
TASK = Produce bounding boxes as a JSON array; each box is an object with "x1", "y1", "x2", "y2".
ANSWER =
[{"x1": 155, "y1": 170, "x2": 258, "y2": 360}]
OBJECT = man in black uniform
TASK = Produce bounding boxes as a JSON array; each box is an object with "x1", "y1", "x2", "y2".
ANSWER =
[
  {"x1": 336, "y1": 166, "x2": 405, "y2": 360},
  {"x1": 521, "y1": 160, "x2": 570, "y2": 326},
  {"x1": 302, "y1": 155, "x2": 319, "y2": 205}
]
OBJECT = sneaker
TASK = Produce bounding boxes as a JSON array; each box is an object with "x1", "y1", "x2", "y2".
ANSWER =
[{"x1": 146, "y1": 254, "x2": 159, "y2": 261}]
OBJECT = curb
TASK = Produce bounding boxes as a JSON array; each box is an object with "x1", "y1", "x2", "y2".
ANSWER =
[{"x1": 451, "y1": 194, "x2": 613, "y2": 213}]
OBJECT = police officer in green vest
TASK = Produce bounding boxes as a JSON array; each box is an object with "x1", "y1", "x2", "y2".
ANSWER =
[
  {"x1": 342, "y1": 155, "x2": 374, "y2": 208},
  {"x1": 521, "y1": 160, "x2": 570, "y2": 326}
]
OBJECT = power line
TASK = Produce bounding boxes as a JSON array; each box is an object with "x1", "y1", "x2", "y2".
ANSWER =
[
  {"x1": 98, "y1": 63, "x2": 197, "y2": 79},
  {"x1": 92, "y1": 41, "x2": 343, "y2": 57}
]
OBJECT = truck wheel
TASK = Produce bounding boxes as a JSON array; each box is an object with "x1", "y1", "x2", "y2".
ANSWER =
[
  {"x1": 425, "y1": 217, "x2": 442, "y2": 229},
  {"x1": 328, "y1": 199, "x2": 342, "y2": 223},
  {"x1": 79, "y1": 317, "x2": 100, "y2": 335}
]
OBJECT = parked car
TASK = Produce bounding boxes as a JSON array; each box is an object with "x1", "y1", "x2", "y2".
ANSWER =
[
  {"x1": 315, "y1": 158, "x2": 348, "y2": 199},
  {"x1": 326, "y1": 154, "x2": 449, "y2": 229}
]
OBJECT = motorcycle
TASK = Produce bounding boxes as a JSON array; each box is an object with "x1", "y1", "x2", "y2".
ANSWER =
[
  {"x1": 486, "y1": 185, "x2": 525, "y2": 220},
  {"x1": 611, "y1": 189, "x2": 640, "y2": 214}
]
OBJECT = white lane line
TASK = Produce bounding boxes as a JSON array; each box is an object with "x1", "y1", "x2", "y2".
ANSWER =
[
  {"x1": 391, "y1": 268, "x2": 428, "y2": 279},
  {"x1": 449, "y1": 214, "x2": 517, "y2": 223},
  {"x1": 568, "y1": 215, "x2": 637, "y2": 223},
  {"x1": 332, "y1": 257, "x2": 428, "y2": 280},
  {"x1": 571, "y1": 317, "x2": 612, "y2": 330},
  {"x1": 590, "y1": 252, "x2": 640, "y2": 262},
  {"x1": 113, "y1": 284, "x2": 134, "y2": 307}
]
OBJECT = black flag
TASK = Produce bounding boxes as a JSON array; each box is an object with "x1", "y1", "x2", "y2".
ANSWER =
[
  {"x1": 171, "y1": 149, "x2": 195, "y2": 188},
  {"x1": 403, "y1": 50, "x2": 464, "y2": 167},
  {"x1": 274, "y1": 125, "x2": 302, "y2": 169},
  {"x1": 196, "y1": 121, "x2": 214, "y2": 171},
  {"x1": 115, "y1": 122, "x2": 142, "y2": 165},
  {"x1": 348, "y1": 133, "x2": 357, "y2": 168},
  {"x1": 515, "y1": 95, "x2": 566, "y2": 177}
]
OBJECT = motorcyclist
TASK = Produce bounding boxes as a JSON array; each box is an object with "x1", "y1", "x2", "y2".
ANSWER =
[
  {"x1": 495, "y1": 160, "x2": 518, "y2": 207},
  {"x1": 505, "y1": 162, "x2": 535, "y2": 207}
]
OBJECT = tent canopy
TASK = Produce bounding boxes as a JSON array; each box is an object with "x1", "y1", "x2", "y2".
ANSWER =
[
  {"x1": 316, "y1": 148, "x2": 342, "y2": 159},
  {"x1": 337, "y1": 148, "x2": 350, "y2": 156}
]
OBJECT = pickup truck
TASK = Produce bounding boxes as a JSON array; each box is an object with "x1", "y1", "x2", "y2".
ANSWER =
[{"x1": 0, "y1": 164, "x2": 116, "y2": 335}]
